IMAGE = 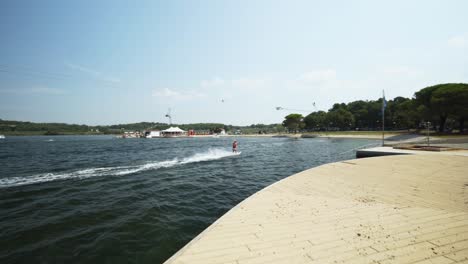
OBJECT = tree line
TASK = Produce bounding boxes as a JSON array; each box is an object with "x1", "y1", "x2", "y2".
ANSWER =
[
  {"x1": 2, "y1": 83, "x2": 466, "y2": 135},
  {"x1": 282, "y1": 83, "x2": 468, "y2": 133},
  {"x1": 0, "y1": 119, "x2": 284, "y2": 135},
  {"x1": 0, "y1": 120, "x2": 230, "y2": 135}
]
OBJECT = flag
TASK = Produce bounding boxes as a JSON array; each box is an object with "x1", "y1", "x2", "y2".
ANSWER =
[
  {"x1": 381, "y1": 90, "x2": 386, "y2": 145},
  {"x1": 382, "y1": 90, "x2": 387, "y2": 115}
]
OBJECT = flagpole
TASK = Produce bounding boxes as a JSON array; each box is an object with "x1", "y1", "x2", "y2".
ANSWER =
[{"x1": 382, "y1": 90, "x2": 385, "y2": 146}]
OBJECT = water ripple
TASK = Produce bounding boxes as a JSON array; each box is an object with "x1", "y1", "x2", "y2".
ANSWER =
[{"x1": 0, "y1": 136, "x2": 378, "y2": 264}]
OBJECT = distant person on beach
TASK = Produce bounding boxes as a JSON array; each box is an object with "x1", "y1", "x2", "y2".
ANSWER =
[{"x1": 232, "y1": 140, "x2": 238, "y2": 153}]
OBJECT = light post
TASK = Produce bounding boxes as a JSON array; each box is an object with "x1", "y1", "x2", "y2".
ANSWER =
[{"x1": 426, "y1": 121, "x2": 431, "y2": 146}]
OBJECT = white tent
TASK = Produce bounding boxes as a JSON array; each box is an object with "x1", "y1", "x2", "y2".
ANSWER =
[
  {"x1": 161, "y1": 127, "x2": 186, "y2": 137},
  {"x1": 162, "y1": 127, "x2": 185, "y2": 133}
]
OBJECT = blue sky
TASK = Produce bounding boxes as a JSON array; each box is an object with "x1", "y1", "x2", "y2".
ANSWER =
[{"x1": 1, "y1": 0, "x2": 467, "y2": 125}]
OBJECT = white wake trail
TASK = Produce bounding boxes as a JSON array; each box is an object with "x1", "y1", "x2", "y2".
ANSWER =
[
  {"x1": 181, "y1": 148, "x2": 239, "y2": 164},
  {"x1": 0, "y1": 148, "x2": 239, "y2": 188}
]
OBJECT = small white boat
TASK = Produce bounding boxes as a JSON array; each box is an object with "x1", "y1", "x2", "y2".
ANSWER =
[
  {"x1": 146, "y1": 130, "x2": 161, "y2": 138},
  {"x1": 0, "y1": 135, "x2": 5, "y2": 139}
]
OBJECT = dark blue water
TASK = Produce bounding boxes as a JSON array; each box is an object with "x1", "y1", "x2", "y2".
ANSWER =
[{"x1": 0, "y1": 136, "x2": 378, "y2": 264}]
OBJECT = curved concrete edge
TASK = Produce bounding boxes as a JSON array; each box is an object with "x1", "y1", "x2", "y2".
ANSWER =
[
  {"x1": 163, "y1": 161, "x2": 297, "y2": 264},
  {"x1": 164, "y1": 154, "x2": 468, "y2": 264},
  {"x1": 356, "y1": 150, "x2": 409, "y2": 158},
  {"x1": 356, "y1": 146, "x2": 468, "y2": 158}
]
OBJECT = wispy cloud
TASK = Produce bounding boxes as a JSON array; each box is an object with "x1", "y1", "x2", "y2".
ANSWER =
[
  {"x1": 65, "y1": 63, "x2": 121, "y2": 83},
  {"x1": 231, "y1": 78, "x2": 268, "y2": 90},
  {"x1": 200, "y1": 77, "x2": 269, "y2": 92},
  {"x1": 448, "y1": 35, "x2": 468, "y2": 48},
  {"x1": 382, "y1": 66, "x2": 422, "y2": 76},
  {"x1": 197, "y1": 77, "x2": 271, "y2": 103},
  {"x1": 200, "y1": 77, "x2": 225, "y2": 88},
  {"x1": 152, "y1": 88, "x2": 181, "y2": 97},
  {"x1": 285, "y1": 69, "x2": 340, "y2": 93},
  {"x1": 298, "y1": 69, "x2": 337, "y2": 83},
  {"x1": 151, "y1": 88, "x2": 204, "y2": 100}
]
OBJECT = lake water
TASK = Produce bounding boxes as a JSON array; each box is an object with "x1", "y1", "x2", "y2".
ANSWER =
[{"x1": 0, "y1": 136, "x2": 379, "y2": 264}]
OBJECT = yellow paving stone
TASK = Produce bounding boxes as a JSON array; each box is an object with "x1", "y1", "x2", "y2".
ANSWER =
[
  {"x1": 403, "y1": 255, "x2": 453, "y2": 264},
  {"x1": 435, "y1": 240, "x2": 468, "y2": 257},
  {"x1": 370, "y1": 224, "x2": 468, "y2": 252},
  {"x1": 346, "y1": 241, "x2": 435, "y2": 263},
  {"x1": 371, "y1": 222, "x2": 468, "y2": 252},
  {"x1": 444, "y1": 248, "x2": 468, "y2": 261},
  {"x1": 430, "y1": 231, "x2": 468, "y2": 247}
]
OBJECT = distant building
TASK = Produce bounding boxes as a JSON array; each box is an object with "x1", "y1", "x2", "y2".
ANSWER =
[
  {"x1": 122, "y1": 131, "x2": 142, "y2": 138},
  {"x1": 161, "y1": 127, "x2": 186, "y2": 137}
]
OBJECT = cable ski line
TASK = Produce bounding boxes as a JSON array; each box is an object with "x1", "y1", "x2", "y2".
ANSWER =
[
  {"x1": 0, "y1": 64, "x2": 74, "y2": 79},
  {"x1": 0, "y1": 64, "x2": 122, "y2": 88},
  {"x1": 0, "y1": 68, "x2": 69, "y2": 81}
]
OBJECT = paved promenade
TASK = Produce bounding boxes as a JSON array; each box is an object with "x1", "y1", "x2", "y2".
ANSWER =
[
  {"x1": 356, "y1": 146, "x2": 468, "y2": 158},
  {"x1": 165, "y1": 154, "x2": 468, "y2": 264}
]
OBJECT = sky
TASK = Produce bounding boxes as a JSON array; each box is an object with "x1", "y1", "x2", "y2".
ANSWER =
[{"x1": 0, "y1": 0, "x2": 467, "y2": 126}]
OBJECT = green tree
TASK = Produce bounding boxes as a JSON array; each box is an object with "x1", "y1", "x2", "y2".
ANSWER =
[
  {"x1": 282, "y1": 113, "x2": 304, "y2": 133},
  {"x1": 274, "y1": 124, "x2": 285, "y2": 133},
  {"x1": 388, "y1": 97, "x2": 410, "y2": 129},
  {"x1": 304, "y1": 111, "x2": 327, "y2": 130},
  {"x1": 431, "y1": 84, "x2": 468, "y2": 133},
  {"x1": 325, "y1": 108, "x2": 355, "y2": 130},
  {"x1": 415, "y1": 84, "x2": 447, "y2": 132},
  {"x1": 329, "y1": 103, "x2": 347, "y2": 112},
  {"x1": 392, "y1": 99, "x2": 420, "y2": 129},
  {"x1": 347, "y1": 100, "x2": 370, "y2": 129}
]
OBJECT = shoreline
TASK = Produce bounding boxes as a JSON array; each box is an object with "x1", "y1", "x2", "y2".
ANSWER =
[
  {"x1": 233, "y1": 133, "x2": 402, "y2": 140},
  {"x1": 3, "y1": 132, "x2": 468, "y2": 143}
]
